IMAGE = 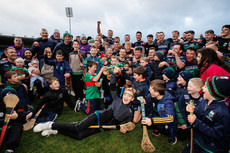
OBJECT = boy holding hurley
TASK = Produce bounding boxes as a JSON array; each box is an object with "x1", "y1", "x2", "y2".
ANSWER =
[
  {"x1": 141, "y1": 80, "x2": 177, "y2": 145},
  {"x1": 183, "y1": 76, "x2": 230, "y2": 153}
]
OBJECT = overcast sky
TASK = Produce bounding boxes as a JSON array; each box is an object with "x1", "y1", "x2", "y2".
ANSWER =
[{"x1": 0, "y1": 0, "x2": 229, "y2": 42}]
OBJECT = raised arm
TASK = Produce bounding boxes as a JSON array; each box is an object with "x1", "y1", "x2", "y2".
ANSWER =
[
  {"x1": 92, "y1": 66, "x2": 105, "y2": 82},
  {"x1": 44, "y1": 54, "x2": 56, "y2": 66},
  {"x1": 97, "y1": 21, "x2": 103, "y2": 37}
]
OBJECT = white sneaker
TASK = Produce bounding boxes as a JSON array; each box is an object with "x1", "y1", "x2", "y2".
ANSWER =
[
  {"x1": 33, "y1": 121, "x2": 53, "y2": 133},
  {"x1": 74, "y1": 100, "x2": 81, "y2": 112},
  {"x1": 70, "y1": 91, "x2": 75, "y2": 96},
  {"x1": 41, "y1": 129, "x2": 58, "y2": 136}
]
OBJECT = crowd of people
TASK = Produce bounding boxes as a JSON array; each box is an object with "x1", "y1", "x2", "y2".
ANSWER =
[{"x1": 0, "y1": 22, "x2": 230, "y2": 153}]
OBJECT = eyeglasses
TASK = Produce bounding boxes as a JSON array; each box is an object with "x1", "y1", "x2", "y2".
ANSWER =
[{"x1": 123, "y1": 92, "x2": 134, "y2": 98}]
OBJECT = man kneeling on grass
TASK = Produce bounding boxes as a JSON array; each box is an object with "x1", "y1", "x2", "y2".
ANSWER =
[{"x1": 33, "y1": 67, "x2": 135, "y2": 139}]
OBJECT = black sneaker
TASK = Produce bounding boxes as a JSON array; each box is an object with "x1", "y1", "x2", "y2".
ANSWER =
[
  {"x1": 168, "y1": 137, "x2": 177, "y2": 145},
  {"x1": 152, "y1": 129, "x2": 160, "y2": 136}
]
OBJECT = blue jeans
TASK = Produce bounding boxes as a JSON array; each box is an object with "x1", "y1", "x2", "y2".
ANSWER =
[
  {"x1": 36, "y1": 108, "x2": 58, "y2": 123},
  {"x1": 30, "y1": 75, "x2": 44, "y2": 88}
]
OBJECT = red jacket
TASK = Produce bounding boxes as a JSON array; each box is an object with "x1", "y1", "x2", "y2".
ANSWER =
[{"x1": 200, "y1": 64, "x2": 230, "y2": 82}]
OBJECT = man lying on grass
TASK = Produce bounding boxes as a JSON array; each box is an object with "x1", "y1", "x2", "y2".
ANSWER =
[{"x1": 33, "y1": 67, "x2": 135, "y2": 139}]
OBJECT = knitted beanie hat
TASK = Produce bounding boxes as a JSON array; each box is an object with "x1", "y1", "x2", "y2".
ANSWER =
[
  {"x1": 80, "y1": 34, "x2": 87, "y2": 40},
  {"x1": 162, "y1": 65, "x2": 176, "y2": 79},
  {"x1": 179, "y1": 68, "x2": 199, "y2": 83},
  {"x1": 63, "y1": 31, "x2": 71, "y2": 39},
  {"x1": 88, "y1": 39, "x2": 94, "y2": 44},
  {"x1": 154, "y1": 50, "x2": 165, "y2": 60},
  {"x1": 0, "y1": 86, "x2": 17, "y2": 101},
  {"x1": 53, "y1": 29, "x2": 59, "y2": 34},
  {"x1": 206, "y1": 76, "x2": 230, "y2": 100}
]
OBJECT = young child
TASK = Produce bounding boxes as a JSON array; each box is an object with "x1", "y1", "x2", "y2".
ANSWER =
[
  {"x1": 100, "y1": 53, "x2": 109, "y2": 66},
  {"x1": 123, "y1": 61, "x2": 132, "y2": 75},
  {"x1": 103, "y1": 56, "x2": 119, "y2": 76},
  {"x1": 28, "y1": 60, "x2": 44, "y2": 91},
  {"x1": 44, "y1": 49, "x2": 72, "y2": 88},
  {"x1": 10, "y1": 58, "x2": 29, "y2": 81},
  {"x1": 121, "y1": 66, "x2": 149, "y2": 123},
  {"x1": 32, "y1": 70, "x2": 135, "y2": 139},
  {"x1": 69, "y1": 40, "x2": 85, "y2": 103},
  {"x1": 162, "y1": 65, "x2": 177, "y2": 92},
  {"x1": 84, "y1": 46, "x2": 104, "y2": 74},
  {"x1": 4, "y1": 71, "x2": 30, "y2": 110},
  {"x1": 76, "y1": 60, "x2": 105, "y2": 115},
  {"x1": 176, "y1": 78, "x2": 204, "y2": 140},
  {"x1": 140, "y1": 57, "x2": 152, "y2": 82},
  {"x1": 40, "y1": 47, "x2": 54, "y2": 84},
  {"x1": 150, "y1": 50, "x2": 166, "y2": 81},
  {"x1": 175, "y1": 69, "x2": 199, "y2": 100},
  {"x1": 110, "y1": 56, "x2": 119, "y2": 66},
  {"x1": 184, "y1": 76, "x2": 230, "y2": 153},
  {"x1": 0, "y1": 87, "x2": 26, "y2": 153},
  {"x1": 28, "y1": 77, "x2": 75, "y2": 124},
  {"x1": 122, "y1": 61, "x2": 133, "y2": 88},
  {"x1": 142, "y1": 79, "x2": 177, "y2": 145}
]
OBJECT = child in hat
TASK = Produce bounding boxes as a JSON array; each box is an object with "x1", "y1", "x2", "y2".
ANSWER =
[
  {"x1": 162, "y1": 65, "x2": 177, "y2": 92},
  {"x1": 0, "y1": 86, "x2": 26, "y2": 153},
  {"x1": 100, "y1": 53, "x2": 109, "y2": 66},
  {"x1": 150, "y1": 50, "x2": 167, "y2": 81},
  {"x1": 184, "y1": 76, "x2": 230, "y2": 153},
  {"x1": 175, "y1": 68, "x2": 199, "y2": 100}
]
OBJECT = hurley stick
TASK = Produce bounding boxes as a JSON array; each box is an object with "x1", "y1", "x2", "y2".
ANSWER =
[
  {"x1": 65, "y1": 76, "x2": 68, "y2": 90},
  {"x1": 64, "y1": 76, "x2": 68, "y2": 106},
  {"x1": 88, "y1": 122, "x2": 135, "y2": 132},
  {"x1": 138, "y1": 96, "x2": 155, "y2": 152},
  {"x1": 190, "y1": 100, "x2": 194, "y2": 153},
  {"x1": 69, "y1": 76, "x2": 73, "y2": 93},
  {"x1": 23, "y1": 104, "x2": 46, "y2": 131},
  {"x1": 0, "y1": 94, "x2": 19, "y2": 147}
]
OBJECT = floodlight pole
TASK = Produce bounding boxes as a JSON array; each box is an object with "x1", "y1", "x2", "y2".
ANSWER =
[
  {"x1": 69, "y1": 17, "x2": 71, "y2": 34},
  {"x1": 65, "y1": 7, "x2": 73, "y2": 35}
]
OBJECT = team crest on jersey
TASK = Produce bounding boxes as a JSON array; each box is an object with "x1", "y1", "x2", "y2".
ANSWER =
[
  {"x1": 223, "y1": 42, "x2": 227, "y2": 47},
  {"x1": 0, "y1": 112, "x2": 4, "y2": 117},
  {"x1": 58, "y1": 93, "x2": 63, "y2": 99},
  {"x1": 158, "y1": 104, "x2": 165, "y2": 111},
  {"x1": 220, "y1": 76, "x2": 229, "y2": 80},
  {"x1": 209, "y1": 110, "x2": 215, "y2": 118}
]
